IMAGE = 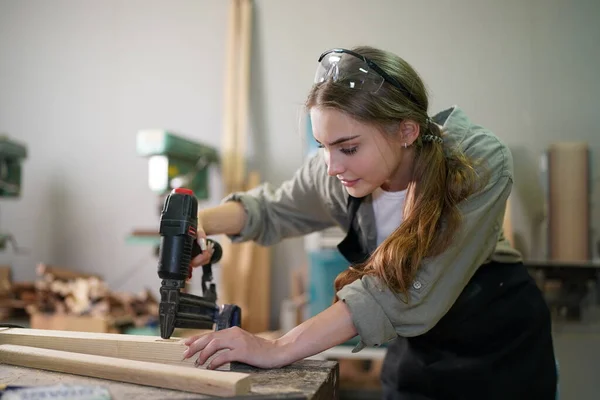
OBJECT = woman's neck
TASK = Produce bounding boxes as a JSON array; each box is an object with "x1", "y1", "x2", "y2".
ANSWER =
[{"x1": 381, "y1": 148, "x2": 415, "y2": 192}]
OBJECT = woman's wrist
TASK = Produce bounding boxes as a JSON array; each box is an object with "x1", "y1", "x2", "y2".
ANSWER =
[{"x1": 273, "y1": 336, "x2": 300, "y2": 367}]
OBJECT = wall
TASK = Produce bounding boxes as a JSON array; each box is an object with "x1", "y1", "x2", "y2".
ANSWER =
[{"x1": 0, "y1": 0, "x2": 228, "y2": 295}]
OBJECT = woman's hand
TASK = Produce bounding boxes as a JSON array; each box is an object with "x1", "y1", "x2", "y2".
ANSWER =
[
  {"x1": 182, "y1": 327, "x2": 287, "y2": 370},
  {"x1": 190, "y1": 217, "x2": 213, "y2": 268},
  {"x1": 182, "y1": 301, "x2": 358, "y2": 370},
  {"x1": 188, "y1": 203, "x2": 248, "y2": 268}
]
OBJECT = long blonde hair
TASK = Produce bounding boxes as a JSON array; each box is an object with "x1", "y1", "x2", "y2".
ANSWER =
[{"x1": 306, "y1": 46, "x2": 484, "y2": 297}]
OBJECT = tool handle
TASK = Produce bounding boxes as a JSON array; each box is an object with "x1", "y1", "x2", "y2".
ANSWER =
[
  {"x1": 190, "y1": 238, "x2": 223, "y2": 281},
  {"x1": 192, "y1": 239, "x2": 223, "y2": 265}
]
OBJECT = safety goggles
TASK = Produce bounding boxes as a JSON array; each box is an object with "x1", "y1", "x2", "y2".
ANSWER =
[{"x1": 314, "y1": 48, "x2": 419, "y2": 105}]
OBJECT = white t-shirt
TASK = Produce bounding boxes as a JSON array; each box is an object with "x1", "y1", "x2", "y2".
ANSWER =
[{"x1": 372, "y1": 187, "x2": 407, "y2": 245}]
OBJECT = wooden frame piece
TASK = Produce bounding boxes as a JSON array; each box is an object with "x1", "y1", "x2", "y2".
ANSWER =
[
  {"x1": 0, "y1": 327, "x2": 209, "y2": 367},
  {"x1": 218, "y1": 0, "x2": 271, "y2": 335},
  {"x1": 0, "y1": 344, "x2": 250, "y2": 397}
]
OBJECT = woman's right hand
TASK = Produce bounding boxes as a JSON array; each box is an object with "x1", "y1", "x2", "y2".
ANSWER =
[{"x1": 190, "y1": 219, "x2": 214, "y2": 268}]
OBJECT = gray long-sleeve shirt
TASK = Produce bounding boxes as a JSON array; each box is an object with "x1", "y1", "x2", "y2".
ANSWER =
[{"x1": 223, "y1": 105, "x2": 522, "y2": 352}]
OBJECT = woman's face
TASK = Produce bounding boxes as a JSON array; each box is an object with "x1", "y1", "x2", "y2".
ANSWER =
[{"x1": 310, "y1": 107, "x2": 414, "y2": 197}]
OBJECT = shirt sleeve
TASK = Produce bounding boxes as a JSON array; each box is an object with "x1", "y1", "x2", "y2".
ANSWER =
[
  {"x1": 337, "y1": 153, "x2": 514, "y2": 352},
  {"x1": 221, "y1": 152, "x2": 339, "y2": 246}
]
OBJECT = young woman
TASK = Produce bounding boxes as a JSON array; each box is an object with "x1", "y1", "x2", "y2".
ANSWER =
[{"x1": 182, "y1": 46, "x2": 557, "y2": 399}]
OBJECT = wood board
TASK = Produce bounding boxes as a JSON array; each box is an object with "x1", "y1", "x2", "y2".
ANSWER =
[
  {"x1": 28, "y1": 314, "x2": 118, "y2": 333},
  {"x1": 220, "y1": 171, "x2": 271, "y2": 333},
  {"x1": 0, "y1": 344, "x2": 250, "y2": 397},
  {"x1": 218, "y1": 0, "x2": 271, "y2": 334},
  {"x1": 502, "y1": 195, "x2": 514, "y2": 247},
  {"x1": 0, "y1": 266, "x2": 10, "y2": 297},
  {"x1": 221, "y1": 0, "x2": 253, "y2": 194},
  {"x1": 1, "y1": 359, "x2": 339, "y2": 400},
  {"x1": 0, "y1": 327, "x2": 209, "y2": 367},
  {"x1": 547, "y1": 142, "x2": 589, "y2": 261}
]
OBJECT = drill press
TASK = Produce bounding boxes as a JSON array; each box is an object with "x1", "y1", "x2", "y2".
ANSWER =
[
  {"x1": 129, "y1": 129, "x2": 218, "y2": 249},
  {"x1": 136, "y1": 130, "x2": 218, "y2": 202},
  {"x1": 0, "y1": 135, "x2": 27, "y2": 252},
  {"x1": 157, "y1": 187, "x2": 241, "y2": 339}
]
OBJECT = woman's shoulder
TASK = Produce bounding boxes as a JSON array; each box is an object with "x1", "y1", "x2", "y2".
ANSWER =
[{"x1": 435, "y1": 106, "x2": 513, "y2": 183}]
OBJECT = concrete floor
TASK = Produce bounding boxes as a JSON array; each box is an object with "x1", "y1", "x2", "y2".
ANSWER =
[{"x1": 552, "y1": 322, "x2": 600, "y2": 400}]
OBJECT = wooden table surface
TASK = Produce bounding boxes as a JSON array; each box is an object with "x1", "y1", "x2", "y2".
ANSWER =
[{"x1": 0, "y1": 359, "x2": 339, "y2": 399}]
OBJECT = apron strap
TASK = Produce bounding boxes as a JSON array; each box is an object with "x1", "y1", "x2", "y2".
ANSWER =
[{"x1": 337, "y1": 195, "x2": 370, "y2": 265}]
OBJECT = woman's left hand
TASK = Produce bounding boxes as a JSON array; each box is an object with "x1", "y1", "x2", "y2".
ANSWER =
[
  {"x1": 182, "y1": 326, "x2": 287, "y2": 370},
  {"x1": 183, "y1": 301, "x2": 358, "y2": 370}
]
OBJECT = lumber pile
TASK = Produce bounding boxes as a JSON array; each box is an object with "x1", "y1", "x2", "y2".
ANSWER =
[
  {"x1": 30, "y1": 264, "x2": 159, "y2": 328},
  {"x1": 29, "y1": 264, "x2": 159, "y2": 330},
  {"x1": 0, "y1": 264, "x2": 159, "y2": 333},
  {"x1": 31, "y1": 264, "x2": 108, "y2": 316},
  {"x1": 0, "y1": 266, "x2": 35, "y2": 321}
]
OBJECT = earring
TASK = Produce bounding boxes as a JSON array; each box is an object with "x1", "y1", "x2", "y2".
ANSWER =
[{"x1": 403, "y1": 143, "x2": 407, "y2": 149}]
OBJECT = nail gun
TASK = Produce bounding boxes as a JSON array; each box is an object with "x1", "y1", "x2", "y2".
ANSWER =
[{"x1": 157, "y1": 188, "x2": 241, "y2": 339}]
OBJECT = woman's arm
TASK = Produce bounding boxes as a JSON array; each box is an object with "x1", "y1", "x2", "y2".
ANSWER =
[
  {"x1": 220, "y1": 152, "x2": 338, "y2": 247},
  {"x1": 182, "y1": 300, "x2": 357, "y2": 369},
  {"x1": 199, "y1": 201, "x2": 247, "y2": 236},
  {"x1": 276, "y1": 300, "x2": 358, "y2": 365}
]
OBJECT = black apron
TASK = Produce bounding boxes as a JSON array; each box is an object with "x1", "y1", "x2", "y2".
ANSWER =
[{"x1": 337, "y1": 196, "x2": 557, "y2": 400}]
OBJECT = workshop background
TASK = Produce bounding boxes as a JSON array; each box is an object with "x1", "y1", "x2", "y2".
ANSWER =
[{"x1": 1, "y1": 0, "x2": 599, "y2": 399}]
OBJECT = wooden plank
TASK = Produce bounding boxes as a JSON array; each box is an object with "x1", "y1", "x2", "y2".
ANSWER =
[
  {"x1": 245, "y1": 171, "x2": 271, "y2": 333},
  {"x1": 237, "y1": 171, "x2": 260, "y2": 331},
  {"x1": 0, "y1": 327, "x2": 210, "y2": 367},
  {"x1": 0, "y1": 344, "x2": 251, "y2": 397},
  {"x1": 0, "y1": 266, "x2": 11, "y2": 297},
  {"x1": 232, "y1": 0, "x2": 252, "y2": 190},
  {"x1": 1, "y1": 359, "x2": 339, "y2": 400},
  {"x1": 244, "y1": 243, "x2": 271, "y2": 332},
  {"x1": 217, "y1": 0, "x2": 270, "y2": 334},
  {"x1": 29, "y1": 314, "x2": 117, "y2": 333},
  {"x1": 36, "y1": 263, "x2": 102, "y2": 281},
  {"x1": 502, "y1": 195, "x2": 514, "y2": 247},
  {"x1": 222, "y1": 0, "x2": 241, "y2": 194},
  {"x1": 548, "y1": 142, "x2": 589, "y2": 261},
  {"x1": 290, "y1": 266, "x2": 308, "y2": 327},
  {"x1": 219, "y1": 171, "x2": 271, "y2": 334}
]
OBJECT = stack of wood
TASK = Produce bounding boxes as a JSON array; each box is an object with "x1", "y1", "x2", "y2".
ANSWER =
[
  {"x1": 30, "y1": 264, "x2": 108, "y2": 316},
  {"x1": 0, "y1": 263, "x2": 160, "y2": 333},
  {"x1": 26, "y1": 264, "x2": 159, "y2": 330},
  {"x1": 0, "y1": 266, "x2": 36, "y2": 321},
  {"x1": 0, "y1": 266, "x2": 14, "y2": 320}
]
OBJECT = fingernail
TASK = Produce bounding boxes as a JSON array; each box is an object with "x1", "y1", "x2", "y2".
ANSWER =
[{"x1": 198, "y1": 238, "x2": 207, "y2": 251}]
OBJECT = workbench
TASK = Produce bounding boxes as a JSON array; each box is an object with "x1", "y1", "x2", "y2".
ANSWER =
[
  {"x1": 0, "y1": 359, "x2": 338, "y2": 399},
  {"x1": 526, "y1": 260, "x2": 600, "y2": 320}
]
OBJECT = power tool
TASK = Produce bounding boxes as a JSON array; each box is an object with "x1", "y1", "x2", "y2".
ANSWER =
[{"x1": 157, "y1": 187, "x2": 241, "y2": 339}]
